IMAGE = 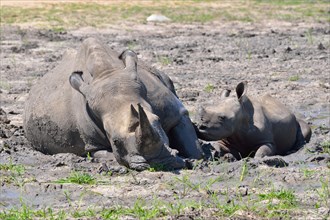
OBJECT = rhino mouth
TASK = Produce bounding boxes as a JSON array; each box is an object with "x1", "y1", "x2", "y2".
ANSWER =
[{"x1": 196, "y1": 126, "x2": 219, "y2": 141}]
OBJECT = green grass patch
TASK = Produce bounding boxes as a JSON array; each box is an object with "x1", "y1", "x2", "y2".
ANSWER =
[
  {"x1": 148, "y1": 163, "x2": 167, "y2": 172},
  {"x1": 254, "y1": 0, "x2": 326, "y2": 5},
  {"x1": 258, "y1": 188, "x2": 297, "y2": 211},
  {"x1": 0, "y1": 199, "x2": 66, "y2": 220},
  {"x1": 1, "y1": 1, "x2": 328, "y2": 29},
  {"x1": 320, "y1": 140, "x2": 330, "y2": 154},
  {"x1": 0, "y1": 161, "x2": 32, "y2": 186},
  {"x1": 156, "y1": 55, "x2": 172, "y2": 66},
  {"x1": 0, "y1": 81, "x2": 12, "y2": 91},
  {"x1": 301, "y1": 168, "x2": 316, "y2": 178},
  {"x1": 204, "y1": 83, "x2": 215, "y2": 93},
  {"x1": 317, "y1": 177, "x2": 329, "y2": 207},
  {"x1": 240, "y1": 159, "x2": 248, "y2": 181},
  {"x1": 55, "y1": 171, "x2": 95, "y2": 185},
  {"x1": 0, "y1": 162, "x2": 25, "y2": 175},
  {"x1": 289, "y1": 75, "x2": 299, "y2": 81}
]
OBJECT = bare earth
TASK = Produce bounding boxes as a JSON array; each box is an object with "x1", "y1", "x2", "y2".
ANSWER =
[{"x1": 0, "y1": 21, "x2": 329, "y2": 219}]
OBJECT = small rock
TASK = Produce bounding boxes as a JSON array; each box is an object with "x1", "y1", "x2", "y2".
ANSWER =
[
  {"x1": 309, "y1": 154, "x2": 330, "y2": 163},
  {"x1": 318, "y1": 43, "x2": 326, "y2": 50},
  {"x1": 317, "y1": 207, "x2": 330, "y2": 217},
  {"x1": 261, "y1": 157, "x2": 288, "y2": 168},
  {"x1": 8, "y1": 111, "x2": 19, "y2": 115},
  {"x1": 0, "y1": 108, "x2": 10, "y2": 124},
  {"x1": 223, "y1": 153, "x2": 237, "y2": 162},
  {"x1": 147, "y1": 14, "x2": 171, "y2": 22},
  {"x1": 55, "y1": 161, "x2": 66, "y2": 167},
  {"x1": 97, "y1": 163, "x2": 110, "y2": 174},
  {"x1": 285, "y1": 47, "x2": 292, "y2": 53},
  {"x1": 319, "y1": 82, "x2": 330, "y2": 89},
  {"x1": 108, "y1": 165, "x2": 128, "y2": 174},
  {"x1": 242, "y1": 33, "x2": 256, "y2": 38},
  {"x1": 238, "y1": 185, "x2": 249, "y2": 196}
]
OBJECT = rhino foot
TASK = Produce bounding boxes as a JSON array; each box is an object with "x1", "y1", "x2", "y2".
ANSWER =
[
  {"x1": 255, "y1": 144, "x2": 275, "y2": 158},
  {"x1": 149, "y1": 155, "x2": 186, "y2": 170}
]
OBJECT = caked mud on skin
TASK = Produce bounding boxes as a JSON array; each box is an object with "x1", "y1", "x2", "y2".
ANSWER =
[{"x1": 24, "y1": 37, "x2": 203, "y2": 171}]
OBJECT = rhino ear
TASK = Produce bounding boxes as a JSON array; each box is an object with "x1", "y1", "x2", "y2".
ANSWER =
[
  {"x1": 128, "y1": 104, "x2": 140, "y2": 132},
  {"x1": 220, "y1": 89, "x2": 231, "y2": 99},
  {"x1": 69, "y1": 71, "x2": 88, "y2": 97},
  {"x1": 236, "y1": 81, "x2": 247, "y2": 102},
  {"x1": 120, "y1": 50, "x2": 138, "y2": 78}
]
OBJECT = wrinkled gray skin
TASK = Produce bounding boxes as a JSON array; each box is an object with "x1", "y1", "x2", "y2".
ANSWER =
[
  {"x1": 24, "y1": 38, "x2": 203, "y2": 170},
  {"x1": 195, "y1": 82, "x2": 311, "y2": 159}
]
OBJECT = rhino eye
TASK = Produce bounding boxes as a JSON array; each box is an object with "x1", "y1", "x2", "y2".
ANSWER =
[
  {"x1": 112, "y1": 138, "x2": 121, "y2": 146},
  {"x1": 218, "y1": 116, "x2": 226, "y2": 122}
]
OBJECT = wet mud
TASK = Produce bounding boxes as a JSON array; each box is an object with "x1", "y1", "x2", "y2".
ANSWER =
[{"x1": 0, "y1": 22, "x2": 329, "y2": 218}]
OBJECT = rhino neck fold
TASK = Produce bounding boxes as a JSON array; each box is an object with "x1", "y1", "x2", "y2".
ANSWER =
[
  {"x1": 238, "y1": 96, "x2": 254, "y2": 130},
  {"x1": 84, "y1": 102, "x2": 110, "y2": 149}
]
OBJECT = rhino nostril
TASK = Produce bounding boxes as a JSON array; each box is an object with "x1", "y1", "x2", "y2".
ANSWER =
[{"x1": 199, "y1": 125, "x2": 207, "y2": 130}]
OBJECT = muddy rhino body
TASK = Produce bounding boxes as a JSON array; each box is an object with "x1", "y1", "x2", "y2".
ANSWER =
[
  {"x1": 195, "y1": 82, "x2": 311, "y2": 159},
  {"x1": 24, "y1": 38, "x2": 203, "y2": 170}
]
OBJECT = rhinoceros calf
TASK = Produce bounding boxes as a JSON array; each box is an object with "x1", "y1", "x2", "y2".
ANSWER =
[
  {"x1": 195, "y1": 81, "x2": 311, "y2": 159},
  {"x1": 24, "y1": 38, "x2": 203, "y2": 170}
]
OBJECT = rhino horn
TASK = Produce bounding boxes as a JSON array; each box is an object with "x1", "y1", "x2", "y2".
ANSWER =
[
  {"x1": 136, "y1": 103, "x2": 162, "y2": 156},
  {"x1": 137, "y1": 103, "x2": 157, "y2": 138},
  {"x1": 128, "y1": 104, "x2": 139, "y2": 132}
]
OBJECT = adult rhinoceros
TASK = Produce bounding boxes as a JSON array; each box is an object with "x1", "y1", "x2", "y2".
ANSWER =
[{"x1": 24, "y1": 38, "x2": 203, "y2": 170}]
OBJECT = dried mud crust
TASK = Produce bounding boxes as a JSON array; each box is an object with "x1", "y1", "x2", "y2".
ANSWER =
[{"x1": 0, "y1": 22, "x2": 329, "y2": 218}]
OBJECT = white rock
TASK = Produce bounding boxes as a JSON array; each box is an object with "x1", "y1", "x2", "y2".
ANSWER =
[{"x1": 146, "y1": 14, "x2": 171, "y2": 22}]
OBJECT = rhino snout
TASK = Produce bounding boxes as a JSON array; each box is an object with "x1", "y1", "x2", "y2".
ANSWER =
[
  {"x1": 195, "y1": 124, "x2": 220, "y2": 141},
  {"x1": 197, "y1": 124, "x2": 208, "y2": 131}
]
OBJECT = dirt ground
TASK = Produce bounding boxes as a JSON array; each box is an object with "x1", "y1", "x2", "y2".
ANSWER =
[{"x1": 0, "y1": 20, "x2": 329, "y2": 219}]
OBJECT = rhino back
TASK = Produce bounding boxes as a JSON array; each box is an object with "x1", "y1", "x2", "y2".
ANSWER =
[
  {"x1": 24, "y1": 49, "x2": 85, "y2": 155},
  {"x1": 137, "y1": 65, "x2": 184, "y2": 132},
  {"x1": 260, "y1": 95, "x2": 297, "y2": 153}
]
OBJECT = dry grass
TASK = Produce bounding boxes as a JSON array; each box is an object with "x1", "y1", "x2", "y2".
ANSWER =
[{"x1": 1, "y1": 0, "x2": 328, "y2": 30}]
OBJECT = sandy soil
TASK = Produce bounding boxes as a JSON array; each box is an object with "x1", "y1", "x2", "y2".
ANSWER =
[{"x1": 0, "y1": 21, "x2": 329, "y2": 219}]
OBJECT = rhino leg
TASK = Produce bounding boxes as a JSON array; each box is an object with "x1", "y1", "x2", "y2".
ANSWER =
[
  {"x1": 169, "y1": 115, "x2": 204, "y2": 159},
  {"x1": 218, "y1": 144, "x2": 242, "y2": 160},
  {"x1": 255, "y1": 143, "x2": 275, "y2": 158},
  {"x1": 297, "y1": 119, "x2": 312, "y2": 143},
  {"x1": 91, "y1": 150, "x2": 116, "y2": 162}
]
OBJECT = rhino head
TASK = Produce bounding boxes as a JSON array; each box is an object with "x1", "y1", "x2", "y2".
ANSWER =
[
  {"x1": 69, "y1": 39, "x2": 184, "y2": 170},
  {"x1": 196, "y1": 82, "x2": 248, "y2": 141}
]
